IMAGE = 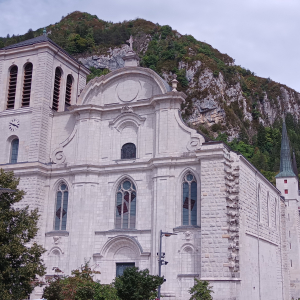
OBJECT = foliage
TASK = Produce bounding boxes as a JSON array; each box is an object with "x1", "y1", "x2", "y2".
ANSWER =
[
  {"x1": 42, "y1": 262, "x2": 108, "y2": 300},
  {"x1": 114, "y1": 267, "x2": 164, "y2": 300},
  {"x1": 0, "y1": 169, "x2": 46, "y2": 300},
  {"x1": 87, "y1": 67, "x2": 110, "y2": 82},
  {"x1": 188, "y1": 279, "x2": 214, "y2": 300},
  {"x1": 1, "y1": 11, "x2": 300, "y2": 183}
]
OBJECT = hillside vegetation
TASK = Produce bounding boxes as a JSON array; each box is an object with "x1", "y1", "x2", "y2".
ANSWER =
[{"x1": 1, "y1": 11, "x2": 299, "y2": 183}]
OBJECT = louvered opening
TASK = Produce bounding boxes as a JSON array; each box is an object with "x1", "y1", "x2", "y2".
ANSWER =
[
  {"x1": 65, "y1": 75, "x2": 73, "y2": 111},
  {"x1": 7, "y1": 66, "x2": 18, "y2": 109},
  {"x1": 22, "y1": 63, "x2": 33, "y2": 107},
  {"x1": 52, "y1": 68, "x2": 61, "y2": 111}
]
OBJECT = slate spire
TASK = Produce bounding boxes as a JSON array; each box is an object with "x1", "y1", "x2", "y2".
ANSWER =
[
  {"x1": 292, "y1": 151, "x2": 299, "y2": 180},
  {"x1": 276, "y1": 120, "x2": 296, "y2": 178}
]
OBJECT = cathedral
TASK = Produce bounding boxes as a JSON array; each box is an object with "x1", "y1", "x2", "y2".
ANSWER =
[{"x1": 0, "y1": 33, "x2": 300, "y2": 300}]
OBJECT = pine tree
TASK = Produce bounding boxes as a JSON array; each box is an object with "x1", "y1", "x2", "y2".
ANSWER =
[{"x1": 0, "y1": 169, "x2": 46, "y2": 300}]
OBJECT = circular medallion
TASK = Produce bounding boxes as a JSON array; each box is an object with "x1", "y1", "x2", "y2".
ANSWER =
[
  {"x1": 9, "y1": 119, "x2": 20, "y2": 131},
  {"x1": 117, "y1": 80, "x2": 140, "y2": 102}
]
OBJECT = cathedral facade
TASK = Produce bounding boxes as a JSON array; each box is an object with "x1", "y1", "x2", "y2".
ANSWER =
[{"x1": 0, "y1": 35, "x2": 300, "y2": 300}]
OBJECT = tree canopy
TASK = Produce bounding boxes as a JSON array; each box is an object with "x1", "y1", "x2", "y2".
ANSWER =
[{"x1": 0, "y1": 169, "x2": 46, "y2": 300}]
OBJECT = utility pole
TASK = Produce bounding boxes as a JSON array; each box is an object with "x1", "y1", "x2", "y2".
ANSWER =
[{"x1": 157, "y1": 230, "x2": 177, "y2": 299}]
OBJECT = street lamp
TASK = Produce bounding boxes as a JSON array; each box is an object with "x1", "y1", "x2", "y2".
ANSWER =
[{"x1": 157, "y1": 230, "x2": 177, "y2": 299}]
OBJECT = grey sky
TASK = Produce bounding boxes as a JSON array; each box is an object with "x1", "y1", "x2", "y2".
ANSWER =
[{"x1": 0, "y1": 0, "x2": 299, "y2": 92}]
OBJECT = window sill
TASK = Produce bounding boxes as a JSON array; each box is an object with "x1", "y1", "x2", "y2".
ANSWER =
[
  {"x1": 177, "y1": 274, "x2": 200, "y2": 278},
  {"x1": 45, "y1": 230, "x2": 69, "y2": 237},
  {"x1": 173, "y1": 225, "x2": 201, "y2": 232},
  {"x1": 95, "y1": 229, "x2": 151, "y2": 235}
]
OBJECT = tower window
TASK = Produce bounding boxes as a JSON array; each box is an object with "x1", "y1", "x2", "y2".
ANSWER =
[
  {"x1": 52, "y1": 68, "x2": 62, "y2": 111},
  {"x1": 121, "y1": 143, "x2": 136, "y2": 159},
  {"x1": 10, "y1": 138, "x2": 19, "y2": 163},
  {"x1": 65, "y1": 74, "x2": 73, "y2": 111},
  {"x1": 7, "y1": 66, "x2": 18, "y2": 109},
  {"x1": 54, "y1": 183, "x2": 69, "y2": 230},
  {"x1": 285, "y1": 189, "x2": 288, "y2": 194},
  {"x1": 284, "y1": 179, "x2": 287, "y2": 183},
  {"x1": 22, "y1": 63, "x2": 33, "y2": 107},
  {"x1": 115, "y1": 179, "x2": 136, "y2": 229},
  {"x1": 182, "y1": 172, "x2": 197, "y2": 226}
]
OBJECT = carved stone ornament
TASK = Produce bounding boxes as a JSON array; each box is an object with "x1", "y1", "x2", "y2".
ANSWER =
[
  {"x1": 184, "y1": 231, "x2": 192, "y2": 240},
  {"x1": 53, "y1": 236, "x2": 61, "y2": 244},
  {"x1": 52, "y1": 148, "x2": 66, "y2": 164},
  {"x1": 121, "y1": 105, "x2": 133, "y2": 113},
  {"x1": 186, "y1": 137, "x2": 202, "y2": 151}
]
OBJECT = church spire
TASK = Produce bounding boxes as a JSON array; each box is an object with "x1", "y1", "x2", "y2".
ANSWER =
[
  {"x1": 276, "y1": 120, "x2": 296, "y2": 178},
  {"x1": 292, "y1": 150, "x2": 299, "y2": 181}
]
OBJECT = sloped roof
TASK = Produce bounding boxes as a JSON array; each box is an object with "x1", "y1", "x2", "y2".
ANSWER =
[
  {"x1": 276, "y1": 120, "x2": 296, "y2": 178},
  {"x1": 1, "y1": 35, "x2": 85, "y2": 68}
]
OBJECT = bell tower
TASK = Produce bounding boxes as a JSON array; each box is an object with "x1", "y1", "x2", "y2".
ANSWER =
[{"x1": 276, "y1": 119, "x2": 300, "y2": 299}]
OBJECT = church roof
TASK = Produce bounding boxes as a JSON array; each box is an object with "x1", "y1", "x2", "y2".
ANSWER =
[
  {"x1": 0, "y1": 35, "x2": 83, "y2": 67},
  {"x1": 292, "y1": 151, "x2": 299, "y2": 180},
  {"x1": 276, "y1": 120, "x2": 296, "y2": 178}
]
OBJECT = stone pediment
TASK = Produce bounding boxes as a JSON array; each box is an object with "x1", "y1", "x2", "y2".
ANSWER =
[{"x1": 78, "y1": 67, "x2": 171, "y2": 106}]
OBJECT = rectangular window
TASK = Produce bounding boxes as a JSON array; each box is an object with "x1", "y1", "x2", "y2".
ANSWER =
[
  {"x1": 284, "y1": 180, "x2": 287, "y2": 183},
  {"x1": 116, "y1": 263, "x2": 135, "y2": 277},
  {"x1": 285, "y1": 189, "x2": 288, "y2": 194}
]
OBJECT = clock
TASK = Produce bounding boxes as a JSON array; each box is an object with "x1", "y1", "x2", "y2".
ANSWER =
[{"x1": 9, "y1": 119, "x2": 20, "y2": 131}]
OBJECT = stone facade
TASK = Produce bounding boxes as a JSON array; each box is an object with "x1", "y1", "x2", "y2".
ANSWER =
[{"x1": 0, "y1": 37, "x2": 299, "y2": 300}]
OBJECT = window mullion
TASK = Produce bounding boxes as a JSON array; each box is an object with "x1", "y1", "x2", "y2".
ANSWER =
[
  {"x1": 189, "y1": 182, "x2": 191, "y2": 225},
  {"x1": 128, "y1": 192, "x2": 131, "y2": 228},
  {"x1": 60, "y1": 190, "x2": 63, "y2": 230},
  {"x1": 121, "y1": 192, "x2": 124, "y2": 229}
]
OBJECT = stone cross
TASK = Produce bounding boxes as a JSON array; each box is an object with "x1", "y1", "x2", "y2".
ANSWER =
[{"x1": 127, "y1": 35, "x2": 134, "y2": 51}]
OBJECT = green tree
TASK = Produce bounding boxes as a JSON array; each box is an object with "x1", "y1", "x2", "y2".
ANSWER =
[
  {"x1": 0, "y1": 169, "x2": 46, "y2": 300},
  {"x1": 189, "y1": 279, "x2": 213, "y2": 300},
  {"x1": 114, "y1": 267, "x2": 164, "y2": 300}
]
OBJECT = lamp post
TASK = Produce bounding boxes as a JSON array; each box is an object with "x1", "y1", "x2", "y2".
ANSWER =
[{"x1": 157, "y1": 230, "x2": 177, "y2": 300}]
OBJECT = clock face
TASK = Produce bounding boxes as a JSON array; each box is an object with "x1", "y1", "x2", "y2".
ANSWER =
[{"x1": 9, "y1": 119, "x2": 20, "y2": 131}]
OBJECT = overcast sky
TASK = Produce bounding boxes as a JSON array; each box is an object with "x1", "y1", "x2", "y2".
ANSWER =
[{"x1": 0, "y1": 0, "x2": 299, "y2": 92}]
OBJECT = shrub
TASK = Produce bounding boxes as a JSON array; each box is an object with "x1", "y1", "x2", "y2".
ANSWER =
[{"x1": 189, "y1": 279, "x2": 213, "y2": 300}]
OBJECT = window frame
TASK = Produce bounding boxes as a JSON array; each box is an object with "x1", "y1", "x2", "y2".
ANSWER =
[
  {"x1": 7, "y1": 65, "x2": 18, "y2": 110},
  {"x1": 22, "y1": 62, "x2": 33, "y2": 107},
  {"x1": 121, "y1": 143, "x2": 136, "y2": 160},
  {"x1": 182, "y1": 172, "x2": 198, "y2": 226},
  {"x1": 10, "y1": 138, "x2": 19, "y2": 164},
  {"x1": 54, "y1": 183, "x2": 69, "y2": 231},
  {"x1": 52, "y1": 67, "x2": 62, "y2": 111},
  {"x1": 115, "y1": 179, "x2": 137, "y2": 229}
]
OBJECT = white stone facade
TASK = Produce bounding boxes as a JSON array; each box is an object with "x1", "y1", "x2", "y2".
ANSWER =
[{"x1": 0, "y1": 39, "x2": 299, "y2": 300}]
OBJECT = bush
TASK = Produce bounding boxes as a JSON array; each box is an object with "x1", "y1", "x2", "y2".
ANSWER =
[
  {"x1": 189, "y1": 279, "x2": 213, "y2": 300},
  {"x1": 114, "y1": 267, "x2": 164, "y2": 300}
]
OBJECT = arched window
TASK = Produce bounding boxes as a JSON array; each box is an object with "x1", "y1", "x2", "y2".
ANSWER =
[
  {"x1": 116, "y1": 179, "x2": 136, "y2": 229},
  {"x1": 54, "y1": 183, "x2": 69, "y2": 230},
  {"x1": 22, "y1": 63, "x2": 33, "y2": 107},
  {"x1": 7, "y1": 66, "x2": 18, "y2": 109},
  {"x1": 181, "y1": 246, "x2": 194, "y2": 274},
  {"x1": 182, "y1": 172, "x2": 197, "y2": 226},
  {"x1": 65, "y1": 74, "x2": 73, "y2": 111},
  {"x1": 10, "y1": 138, "x2": 19, "y2": 163},
  {"x1": 52, "y1": 68, "x2": 62, "y2": 111},
  {"x1": 121, "y1": 143, "x2": 136, "y2": 159}
]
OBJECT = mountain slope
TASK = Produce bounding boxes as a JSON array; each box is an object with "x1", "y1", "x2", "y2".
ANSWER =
[{"x1": 1, "y1": 11, "x2": 299, "y2": 182}]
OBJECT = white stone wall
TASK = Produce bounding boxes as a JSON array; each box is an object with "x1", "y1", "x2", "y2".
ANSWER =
[{"x1": 0, "y1": 46, "x2": 295, "y2": 300}]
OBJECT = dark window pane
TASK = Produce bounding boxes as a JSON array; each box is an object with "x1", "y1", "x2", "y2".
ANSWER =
[
  {"x1": 61, "y1": 191, "x2": 68, "y2": 230},
  {"x1": 187, "y1": 174, "x2": 194, "y2": 181},
  {"x1": 182, "y1": 182, "x2": 189, "y2": 225},
  {"x1": 116, "y1": 263, "x2": 135, "y2": 277},
  {"x1": 123, "y1": 181, "x2": 131, "y2": 190},
  {"x1": 191, "y1": 182, "x2": 197, "y2": 225},
  {"x1": 130, "y1": 192, "x2": 136, "y2": 228},
  {"x1": 10, "y1": 139, "x2": 19, "y2": 163},
  {"x1": 55, "y1": 191, "x2": 62, "y2": 230},
  {"x1": 121, "y1": 143, "x2": 136, "y2": 159}
]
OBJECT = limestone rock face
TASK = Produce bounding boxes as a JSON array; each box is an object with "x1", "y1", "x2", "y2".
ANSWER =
[{"x1": 78, "y1": 38, "x2": 300, "y2": 139}]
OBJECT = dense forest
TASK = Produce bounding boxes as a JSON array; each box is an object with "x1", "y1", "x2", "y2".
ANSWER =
[{"x1": 1, "y1": 11, "x2": 299, "y2": 184}]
